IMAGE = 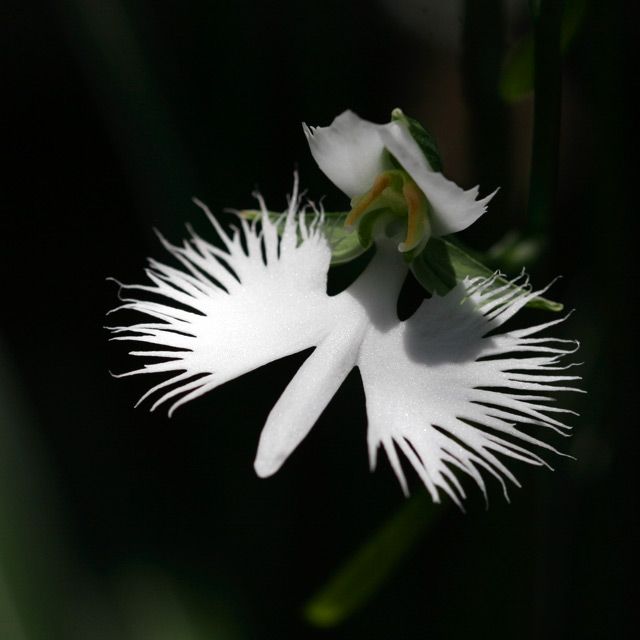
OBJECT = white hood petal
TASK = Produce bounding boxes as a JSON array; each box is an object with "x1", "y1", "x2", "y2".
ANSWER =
[
  {"x1": 303, "y1": 110, "x2": 387, "y2": 198},
  {"x1": 305, "y1": 110, "x2": 494, "y2": 236},
  {"x1": 358, "y1": 272, "x2": 579, "y2": 504},
  {"x1": 378, "y1": 121, "x2": 496, "y2": 236}
]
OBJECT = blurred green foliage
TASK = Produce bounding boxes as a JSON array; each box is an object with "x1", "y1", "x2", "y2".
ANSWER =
[{"x1": 500, "y1": 0, "x2": 587, "y2": 102}]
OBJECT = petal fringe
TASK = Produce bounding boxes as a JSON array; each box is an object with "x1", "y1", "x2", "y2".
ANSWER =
[
  {"x1": 359, "y1": 273, "x2": 580, "y2": 505},
  {"x1": 109, "y1": 183, "x2": 334, "y2": 415}
]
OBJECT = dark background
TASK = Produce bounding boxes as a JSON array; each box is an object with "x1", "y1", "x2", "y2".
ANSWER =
[{"x1": 1, "y1": 1, "x2": 636, "y2": 638}]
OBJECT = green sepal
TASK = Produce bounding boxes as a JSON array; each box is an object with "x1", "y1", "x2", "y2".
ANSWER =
[
  {"x1": 240, "y1": 209, "x2": 367, "y2": 265},
  {"x1": 390, "y1": 108, "x2": 443, "y2": 172},
  {"x1": 412, "y1": 237, "x2": 563, "y2": 312}
]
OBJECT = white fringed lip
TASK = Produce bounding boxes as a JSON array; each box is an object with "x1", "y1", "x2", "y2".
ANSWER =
[{"x1": 108, "y1": 182, "x2": 581, "y2": 505}]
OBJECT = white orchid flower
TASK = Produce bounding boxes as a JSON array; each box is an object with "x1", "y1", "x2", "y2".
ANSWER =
[
  {"x1": 304, "y1": 109, "x2": 496, "y2": 256},
  {"x1": 109, "y1": 177, "x2": 580, "y2": 506}
]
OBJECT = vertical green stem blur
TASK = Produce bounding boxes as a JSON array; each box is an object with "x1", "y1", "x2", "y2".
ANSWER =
[
  {"x1": 462, "y1": 0, "x2": 507, "y2": 230},
  {"x1": 304, "y1": 492, "x2": 437, "y2": 628},
  {"x1": 527, "y1": 0, "x2": 564, "y2": 237}
]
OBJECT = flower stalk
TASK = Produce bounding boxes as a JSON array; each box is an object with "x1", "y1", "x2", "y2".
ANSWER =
[{"x1": 304, "y1": 492, "x2": 437, "y2": 627}]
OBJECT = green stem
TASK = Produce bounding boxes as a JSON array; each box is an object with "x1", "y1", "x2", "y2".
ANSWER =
[
  {"x1": 303, "y1": 492, "x2": 438, "y2": 627},
  {"x1": 527, "y1": 0, "x2": 564, "y2": 237}
]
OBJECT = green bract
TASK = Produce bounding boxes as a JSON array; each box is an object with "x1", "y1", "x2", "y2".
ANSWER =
[
  {"x1": 412, "y1": 237, "x2": 563, "y2": 312},
  {"x1": 240, "y1": 209, "x2": 367, "y2": 264}
]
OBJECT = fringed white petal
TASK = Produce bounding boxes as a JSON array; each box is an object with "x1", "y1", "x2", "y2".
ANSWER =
[
  {"x1": 378, "y1": 121, "x2": 496, "y2": 236},
  {"x1": 303, "y1": 110, "x2": 388, "y2": 198},
  {"x1": 108, "y1": 184, "x2": 335, "y2": 416},
  {"x1": 358, "y1": 272, "x2": 580, "y2": 505}
]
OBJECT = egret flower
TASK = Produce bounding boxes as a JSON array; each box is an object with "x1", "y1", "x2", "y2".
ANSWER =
[{"x1": 109, "y1": 175, "x2": 580, "y2": 505}]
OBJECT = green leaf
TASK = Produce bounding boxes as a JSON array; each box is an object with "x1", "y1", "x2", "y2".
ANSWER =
[
  {"x1": 500, "y1": 0, "x2": 587, "y2": 102},
  {"x1": 304, "y1": 493, "x2": 437, "y2": 628},
  {"x1": 412, "y1": 237, "x2": 563, "y2": 312},
  {"x1": 390, "y1": 108, "x2": 443, "y2": 172},
  {"x1": 240, "y1": 209, "x2": 367, "y2": 265}
]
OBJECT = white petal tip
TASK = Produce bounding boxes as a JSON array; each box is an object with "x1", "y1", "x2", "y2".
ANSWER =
[
  {"x1": 253, "y1": 456, "x2": 280, "y2": 478},
  {"x1": 483, "y1": 186, "x2": 500, "y2": 204}
]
